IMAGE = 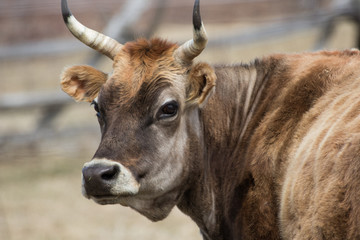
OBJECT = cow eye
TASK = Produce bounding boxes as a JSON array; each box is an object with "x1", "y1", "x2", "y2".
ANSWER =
[{"x1": 158, "y1": 101, "x2": 178, "y2": 120}]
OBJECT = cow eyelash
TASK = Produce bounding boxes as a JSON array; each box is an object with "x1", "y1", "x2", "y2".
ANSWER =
[
  {"x1": 91, "y1": 100, "x2": 102, "y2": 120},
  {"x1": 91, "y1": 100, "x2": 100, "y2": 113}
]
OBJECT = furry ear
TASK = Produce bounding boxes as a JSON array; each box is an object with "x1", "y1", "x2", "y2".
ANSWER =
[
  {"x1": 186, "y1": 62, "x2": 216, "y2": 107},
  {"x1": 60, "y1": 65, "x2": 108, "y2": 102}
]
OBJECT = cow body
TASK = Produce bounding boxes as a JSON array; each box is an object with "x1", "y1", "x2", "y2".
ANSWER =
[
  {"x1": 60, "y1": 0, "x2": 360, "y2": 239},
  {"x1": 180, "y1": 50, "x2": 360, "y2": 239}
]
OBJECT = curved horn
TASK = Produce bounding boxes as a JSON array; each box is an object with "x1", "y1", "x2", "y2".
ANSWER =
[
  {"x1": 61, "y1": 0, "x2": 122, "y2": 60},
  {"x1": 174, "y1": 0, "x2": 208, "y2": 63}
]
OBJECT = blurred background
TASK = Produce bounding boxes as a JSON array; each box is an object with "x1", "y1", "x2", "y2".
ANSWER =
[{"x1": 0, "y1": 0, "x2": 359, "y2": 239}]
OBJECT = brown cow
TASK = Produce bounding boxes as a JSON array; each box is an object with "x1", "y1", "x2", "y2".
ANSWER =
[{"x1": 60, "y1": 0, "x2": 360, "y2": 239}]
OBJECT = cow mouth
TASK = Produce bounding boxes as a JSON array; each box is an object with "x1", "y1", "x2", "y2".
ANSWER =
[
  {"x1": 82, "y1": 186, "x2": 139, "y2": 206},
  {"x1": 90, "y1": 194, "x2": 134, "y2": 206}
]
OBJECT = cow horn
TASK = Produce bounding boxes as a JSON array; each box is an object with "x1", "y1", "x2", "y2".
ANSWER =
[
  {"x1": 61, "y1": 0, "x2": 123, "y2": 60},
  {"x1": 174, "y1": 0, "x2": 208, "y2": 63}
]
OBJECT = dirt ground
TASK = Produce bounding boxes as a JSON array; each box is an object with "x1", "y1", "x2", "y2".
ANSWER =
[{"x1": 0, "y1": 17, "x2": 357, "y2": 240}]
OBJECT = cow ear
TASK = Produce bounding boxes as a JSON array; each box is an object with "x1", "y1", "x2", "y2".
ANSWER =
[
  {"x1": 60, "y1": 65, "x2": 108, "y2": 102},
  {"x1": 186, "y1": 62, "x2": 216, "y2": 108}
]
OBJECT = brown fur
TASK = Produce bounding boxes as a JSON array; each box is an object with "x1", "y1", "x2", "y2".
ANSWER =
[
  {"x1": 61, "y1": 38, "x2": 215, "y2": 107},
  {"x1": 60, "y1": 65, "x2": 108, "y2": 102},
  {"x1": 194, "y1": 49, "x2": 360, "y2": 239},
  {"x1": 187, "y1": 62, "x2": 217, "y2": 106},
  {"x1": 61, "y1": 37, "x2": 360, "y2": 239},
  {"x1": 100, "y1": 38, "x2": 187, "y2": 108}
]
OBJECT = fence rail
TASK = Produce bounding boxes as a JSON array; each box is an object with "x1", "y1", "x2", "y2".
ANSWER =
[{"x1": 1, "y1": 0, "x2": 359, "y2": 149}]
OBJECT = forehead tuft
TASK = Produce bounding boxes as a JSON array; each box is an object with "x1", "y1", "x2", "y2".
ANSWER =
[
  {"x1": 123, "y1": 38, "x2": 178, "y2": 61},
  {"x1": 100, "y1": 38, "x2": 184, "y2": 108}
]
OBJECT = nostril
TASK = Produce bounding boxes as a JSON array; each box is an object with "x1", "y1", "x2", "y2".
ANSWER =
[{"x1": 100, "y1": 165, "x2": 120, "y2": 180}]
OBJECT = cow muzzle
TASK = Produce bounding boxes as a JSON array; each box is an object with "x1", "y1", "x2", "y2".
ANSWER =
[{"x1": 81, "y1": 158, "x2": 140, "y2": 202}]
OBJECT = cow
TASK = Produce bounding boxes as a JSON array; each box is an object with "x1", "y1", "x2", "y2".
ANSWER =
[{"x1": 60, "y1": 0, "x2": 360, "y2": 239}]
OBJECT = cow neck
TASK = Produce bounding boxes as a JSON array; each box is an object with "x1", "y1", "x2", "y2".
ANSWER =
[{"x1": 178, "y1": 61, "x2": 269, "y2": 239}]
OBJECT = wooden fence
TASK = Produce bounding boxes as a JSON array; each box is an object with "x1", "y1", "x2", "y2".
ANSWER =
[{"x1": 1, "y1": 0, "x2": 359, "y2": 151}]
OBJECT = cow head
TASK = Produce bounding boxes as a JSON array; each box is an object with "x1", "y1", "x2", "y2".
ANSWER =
[{"x1": 60, "y1": 0, "x2": 216, "y2": 221}]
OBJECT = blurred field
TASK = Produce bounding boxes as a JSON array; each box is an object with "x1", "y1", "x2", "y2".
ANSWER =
[
  {"x1": 0, "y1": 1, "x2": 359, "y2": 239},
  {"x1": 0, "y1": 155, "x2": 201, "y2": 240}
]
